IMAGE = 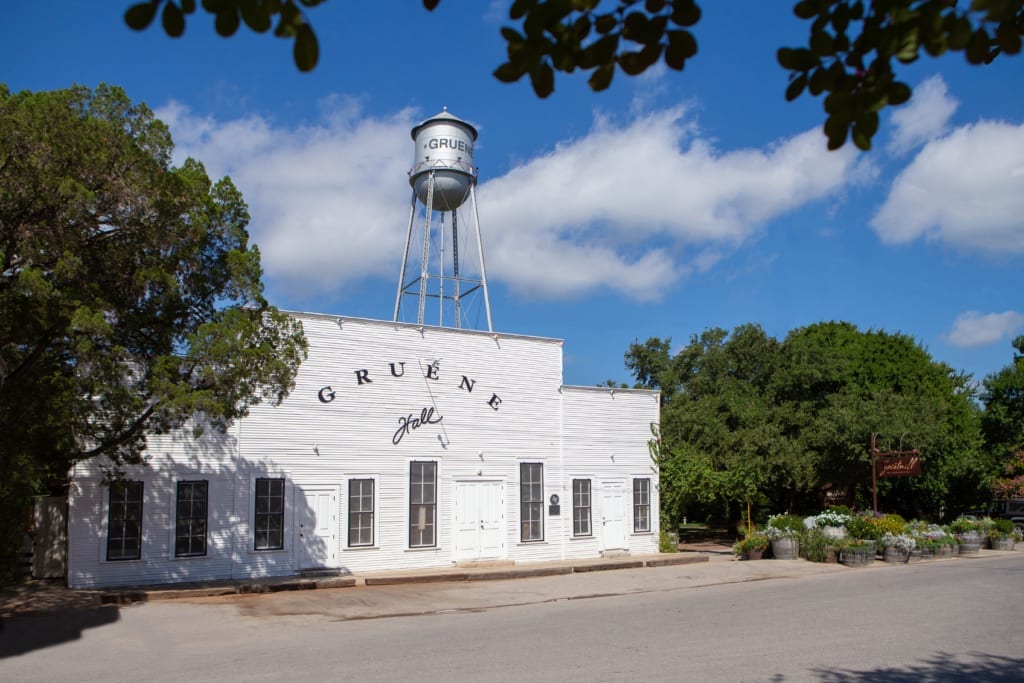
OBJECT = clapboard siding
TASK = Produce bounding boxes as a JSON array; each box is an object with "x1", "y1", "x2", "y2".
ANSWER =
[{"x1": 67, "y1": 314, "x2": 660, "y2": 588}]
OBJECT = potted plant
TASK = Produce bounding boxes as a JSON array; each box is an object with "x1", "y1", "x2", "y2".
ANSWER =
[
  {"x1": 732, "y1": 533, "x2": 769, "y2": 560},
  {"x1": 838, "y1": 538, "x2": 874, "y2": 567},
  {"x1": 949, "y1": 517, "x2": 983, "y2": 554},
  {"x1": 764, "y1": 514, "x2": 803, "y2": 559},
  {"x1": 811, "y1": 509, "x2": 852, "y2": 540},
  {"x1": 881, "y1": 532, "x2": 916, "y2": 563},
  {"x1": 988, "y1": 518, "x2": 1022, "y2": 551}
]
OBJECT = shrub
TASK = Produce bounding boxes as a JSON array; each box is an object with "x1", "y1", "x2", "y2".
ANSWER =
[
  {"x1": 732, "y1": 533, "x2": 769, "y2": 556},
  {"x1": 948, "y1": 517, "x2": 979, "y2": 535},
  {"x1": 845, "y1": 514, "x2": 880, "y2": 540},
  {"x1": 659, "y1": 530, "x2": 678, "y2": 553},
  {"x1": 989, "y1": 518, "x2": 1015, "y2": 539},
  {"x1": 874, "y1": 514, "x2": 906, "y2": 537},
  {"x1": 800, "y1": 528, "x2": 835, "y2": 563},
  {"x1": 765, "y1": 514, "x2": 805, "y2": 540}
]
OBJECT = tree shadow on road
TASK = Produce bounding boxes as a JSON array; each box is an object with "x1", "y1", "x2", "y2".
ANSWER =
[
  {"x1": 807, "y1": 651, "x2": 1024, "y2": 682},
  {"x1": 0, "y1": 579, "x2": 119, "y2": 658}
]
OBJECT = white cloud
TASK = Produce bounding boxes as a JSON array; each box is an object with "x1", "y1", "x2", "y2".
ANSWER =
[
  {"x1": 871, "y1": 120, "x2": 1024, "y2": 253},
  {"x1": 887, "y1": 75, "x2": 959, "y2": 155},
  {"x1": 945, "y1": 310, "x2": 1024, "y2": 348},
  {"x1": 157, "y1": 99, "x2": 418, "y2": 298},
  {"x1": 480, "y1": 107, "x2": 870, "y2": 299},
  {"x1": 157, "y1": 100, "x2": 869, "y2": 302}
]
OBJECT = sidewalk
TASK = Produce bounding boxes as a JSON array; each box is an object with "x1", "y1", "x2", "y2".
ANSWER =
[{"x1": 3, "y1": 545, "x2": 1013, "y2": 621}]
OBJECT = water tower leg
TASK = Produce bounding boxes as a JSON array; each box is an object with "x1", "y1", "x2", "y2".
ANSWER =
[
  {"x1": 469, "y1": 185, "x2": 493, "y2": 333},
  {"x1": 393, "y1": 190, "x2": 419, "y2": 322},
  {"x1": 417, "y1": 172, "x2": 436, "y2": 326},
  {"x1": 452, "y1": 210, "x2": 461, "y2": 329}
]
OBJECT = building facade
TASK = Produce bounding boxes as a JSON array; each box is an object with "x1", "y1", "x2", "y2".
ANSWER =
[{"x1": 67, "y1": 314, "x2": 660, "y2": 588}]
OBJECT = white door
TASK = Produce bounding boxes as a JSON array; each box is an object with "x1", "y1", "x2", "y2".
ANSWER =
[
  {"x1": 600, "y1": 482, "x2": 627, "y2": 551},
  {"x1": 455, "y1": 481, "x2": 505, "y2": 561},
  {"x1": 297, "y1": 487, "x2": 338, "y2": 569}
]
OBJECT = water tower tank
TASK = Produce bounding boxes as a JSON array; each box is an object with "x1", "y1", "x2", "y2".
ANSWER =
[{"x1": 410, "y1": 108, "x2": 478, "y2": 211}]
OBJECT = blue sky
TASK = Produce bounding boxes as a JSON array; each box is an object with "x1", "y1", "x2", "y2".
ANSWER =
[{"x1": 5, "y1": 2, "x2": 1023, "y2": 388}]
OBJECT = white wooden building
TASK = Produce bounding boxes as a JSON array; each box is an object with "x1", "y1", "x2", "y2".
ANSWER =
[{"x1": 67, "y1": 314, "x2": 660, "y2": 588}]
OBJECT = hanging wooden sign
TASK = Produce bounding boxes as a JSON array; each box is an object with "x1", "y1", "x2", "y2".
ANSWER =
[{"x1": 875, "y1": 454, "x2": 922, "y2": 478}]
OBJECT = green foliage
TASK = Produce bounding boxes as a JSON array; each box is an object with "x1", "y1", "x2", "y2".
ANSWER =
[
  {"x1": 658, "y1": 529, "x2": 678, "y2": 553},
  {"x1": 780, "y1": 1, "x2": 1023, "y2": 150},
  {"x1": 875, "y1": 513, "x2": 906, "y2": 537},
  {"x1": 947, "y1": 517, "x2": 979, "y2": 535},
  {"x1": 983, "y1": 337, "x2": 1024, "y2": 497},
  {"x1": 800, "y1": 528, "x2": 833, "y2": 562},
  {"x1": 732, "y1": 533, "x2": 769, "y2": 555},
  {"x1": 119, "y1": 1, "x2": 1023, "y2": 151},
  {"x1": 124, "y1": 0, "x2": 326, "y2": 71},
  {"x1": 0, "y1": 84, "x2": 307, "y2": 583},
  {"x1": 845, "y1": 513, "x2": 880, "y2": 540},
  {"x1": 633, "y1": 320, "x2": 983, "y2": 530},
  {"x1": 989, "y1": 518, "x2": 1015, "y2": 538}
]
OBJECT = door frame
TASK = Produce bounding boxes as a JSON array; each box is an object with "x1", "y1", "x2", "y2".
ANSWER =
[
  {"x1": 295, "y1": 484, "x2": 340, "y2": 569},
  {"x1": 599, "y1": 480, "x2": 627, "y2": 552},
  {"x1": 453, "y1": 479, "x2": 507, "y2": 562}
]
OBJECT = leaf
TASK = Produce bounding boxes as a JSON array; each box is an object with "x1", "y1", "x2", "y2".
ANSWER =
[
  {"x1": 785, "y1": 74, "x2": 807, "y2": 101},
  {"x1": 793, "y1": 0, "x2": 819, "y2": 20},
  {"x1": 162, "y1": 1, "x2": 187, "y2": 37},
  {"x1": 293, "y1": 23, "x2": 319, "y2": 72},
  {"x1": 665, "y1": 30, "x2": 697, "y2": 69},
  {"x1": 125, "y1": 2, "x2": 158, "y2": 30},
  {"x1": 529, "y1": 62, "x2": 555, "y2": 97},
  {"x1": 181, "y1": 0, "x2": 197, "y2": 12},
  {"x1": 240, "y1": 0, "x2": 272, "y2": 32},
  {"x1": 588, "y1": 62, "x2": 614, "y2": 91},
  {"x1": 966, "y1": 28, "x2": 992, "y2": 64},
  {"x1": 887, "y1": 81, "x2": 912, "y2": 105},
  {"x1": 823, "y1": 114, "x2": 849, "y2": 150},
  {"x1": 494, "y1": 61, "x2": 527, "y2": 83},
  {"x1": 671, "y1": 0, "x2": 701, "y2": 27},
  {"x1": 422, "y1": 0, "x2": 440, "y2": 10},
  {"x1": 215, "y1": 7, "x2": 241, "y2": 36}
]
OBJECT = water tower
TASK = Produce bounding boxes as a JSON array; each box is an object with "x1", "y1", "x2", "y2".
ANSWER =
[{"x1": 393, "y1": 108, "x2": 493, "y2": 331}]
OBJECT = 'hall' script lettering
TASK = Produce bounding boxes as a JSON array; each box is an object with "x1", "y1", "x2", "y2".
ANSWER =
[{"x1": 392, "y1": 407, "x2": 444, "y2": 446}]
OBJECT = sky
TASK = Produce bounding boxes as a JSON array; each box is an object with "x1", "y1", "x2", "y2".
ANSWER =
[{"x1": 4, "y1": 2, "x2": 1023, "y2": 388}]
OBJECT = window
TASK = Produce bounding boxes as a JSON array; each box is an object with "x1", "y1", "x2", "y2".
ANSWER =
[
  {"x1": 348, "y1": 478, "x2": 375, "y2": 547},
  {"x1": 254, "y1": 478, "x2": 285, "y2": 550},
  {"x1": 633, "y1": 478, "x2": 651, "y2": 533},
  {"x1": 175, "y1": 480, "x2": 208, "y2": 558},
  {"x1": 572, "y1": 479, "x2": 591, "y2": 537},
  {"x1": 107, "y1": 481, "x2": 143, "y2": 561},
  {"x1": 409, "y1": 462, "x2": 436, "y2": 548},
  {"x1": 520, "y1": 463, "x2": 544, "y2": 542}
]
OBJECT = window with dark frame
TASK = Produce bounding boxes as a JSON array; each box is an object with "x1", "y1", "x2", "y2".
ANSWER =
[
  {"x1": 175, "y1": 480, "x2": 208, "y2": 558},
  {"x1": 107, "y1": 481, "x2": 143, "y2": 561},
  {"x1": 348, "y1": 478, "x2": 375, "y2": 547},
  {"x1": 254, "y1": 477, "x2": 285, "y2": 551},
  {"x1": 409, "y1": 462, "x2": 436, "y2": 548},
  {"x1": 572, "y1": 479, "x2": 591, "y2": 537},
  {"x1": 633, "y1": 478, "x2": 651, "y2": 533},
  {"x1": 520, "y1": 463, "x2": 544, "y2": 542}
]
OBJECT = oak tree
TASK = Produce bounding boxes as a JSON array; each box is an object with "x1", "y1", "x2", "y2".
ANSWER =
[{"x1": 0, "y1": 84, "x2": 307, "y2": 581}]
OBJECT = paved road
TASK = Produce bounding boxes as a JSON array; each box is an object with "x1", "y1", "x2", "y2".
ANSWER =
[{"x1": 3, "y1": 551, "x2": 1023, "y2": 681}]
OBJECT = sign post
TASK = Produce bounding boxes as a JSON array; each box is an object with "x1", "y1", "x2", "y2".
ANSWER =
[{"x1": 871, "y1": 433, "x2": 921, "y2": 515}]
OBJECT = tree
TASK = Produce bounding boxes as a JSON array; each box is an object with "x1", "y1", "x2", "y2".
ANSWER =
[
  {"x1": 982, "y1": 335, "x2": 1024, "y2": 498},
  {"x1": 981, "y1": 335, "x2": 1024, "y2": 452},
  {"x1": 121, "y1": 0, "x2": 1023, "y2": 150},
  {"x1": 0, "y1": 84, "x2": 308, "y2": 582},
  {"x1": 631, "y1": 320, "x2": 985, "y2": 529}
]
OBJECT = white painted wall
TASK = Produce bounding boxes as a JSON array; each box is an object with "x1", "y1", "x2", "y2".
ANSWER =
[{"x1": 68, "y1": 314, "x2": 660, "y2": 588}]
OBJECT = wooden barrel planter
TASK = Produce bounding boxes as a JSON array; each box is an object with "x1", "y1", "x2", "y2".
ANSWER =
[
  {"x1": 958, "y1": 539, "x2": 982, "y2": 555},
  {"x1": 883, "y1": 546, "x2": 910, "y2": 563},
  {"x1": 839, "y1": 546, "x2": 873, "y2": 567},
  {"x1": 991, "y1": 537, "x2": 1016, "y2": 551},
  {"x1": 771, "y1": 537, "x2": 799, "y2": 560}
]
